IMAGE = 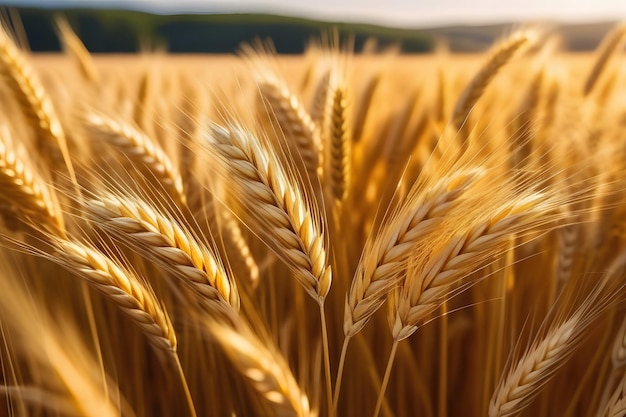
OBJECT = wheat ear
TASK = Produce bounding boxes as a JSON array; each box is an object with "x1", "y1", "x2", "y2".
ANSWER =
[
  {"x1": 210, "y1": 323, "x2": 311, "y2": 417},
  {"x1": 207, "y1": 123, "x2": 331, "y2": 302},
  {"x1": 309, "y1": 67, "x2": 330, "y2": 125},
  {"x1": 583, "y1": 23, "x2": 626, "y2": 96},
  {"x1": 352, "y1": 72, "x2": 380, "y2": 143},
  {"x1": 85, "y1": 193, "x2": 239, "y2": 312},
  {"x1": 258, "y1": 76, "x2": 323, "y2": 182},
  {"x1": 612, "y1": 315, "x2": 626, "y2": 368},
  {"x1": 599, "y1": 372, "x2": 626, "y2": 417},
  {"x1": 490, "y1": 313, "x2": 581, "y2": 417},
  {"x1": 0, "y1": 24, "x2": 76, "y2": 184},
  {"x1": 0, "y1": 128, "x2": 63, "y2": 234},
  {"x1": 490, "y1": 254, "x2": 626, "y2": 417},
  {"x1": 220, "y1": 207, "x2": 260, "y2": 289},
  {"x1": 54, "y1": 239, "x2": 177, "y2": 356},
  {"x1": 555, "y1": 221, "x2": 578, "y2": 288},
  {"x1": 82, "y1": 110, "x2": 185, "y2": 204},
  {"x1": 344, "y1": 168, "x2": 484, "y2": 337},
  {"x1": 392, "y1": 192, "x2": 548, "y2": 341},
  {"x1": 325, "y1": 78, "x2": 351, "y2": 202},
  {"x1": 450, "y1": 30, "x2": 534, "y2": 129},
  {"x1": 55, "y1": 16, "x2": 99, "y2": 84}
]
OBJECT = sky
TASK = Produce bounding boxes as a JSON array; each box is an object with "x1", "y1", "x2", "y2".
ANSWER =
[{"x1": 6, "y1": 0, "x2": 626, "y2": 27}]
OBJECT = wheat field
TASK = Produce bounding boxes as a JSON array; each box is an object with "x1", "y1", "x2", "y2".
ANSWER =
[{"x1": 0, "y1": 20, "x2": 626, "y2": 417}]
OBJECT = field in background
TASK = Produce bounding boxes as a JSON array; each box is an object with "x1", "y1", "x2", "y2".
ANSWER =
[{"x1": 2, "y1": 24, "x2": 626, "y2": 417}]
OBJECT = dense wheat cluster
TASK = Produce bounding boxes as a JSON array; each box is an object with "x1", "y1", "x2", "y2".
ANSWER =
[{"x1": 1, "y1": 19, "x2": 626, "y2": 417}]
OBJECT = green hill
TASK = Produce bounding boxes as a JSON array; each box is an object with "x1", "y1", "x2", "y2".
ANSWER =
[{"x1": 5, "y1": 7, "x2": 620, "y2": 54}]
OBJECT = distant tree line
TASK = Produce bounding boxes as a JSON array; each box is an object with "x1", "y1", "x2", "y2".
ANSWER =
[{"x1": 11, "y1": 8, "x2": 434, "y2": 53}]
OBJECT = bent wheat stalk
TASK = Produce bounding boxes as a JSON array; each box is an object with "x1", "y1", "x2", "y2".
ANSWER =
[
  {"x1": 344, "y1": 167, "x2": 485, "y2": 338},
  {"x1": 372, "y1": 192, "x2": 549, "y2": 417},
  {"x1": 583, "y1": 23, "x2": 626, "y2": 96},
  {"x1": 55, "y1": 17, "x2": 99, "y2": 85}
]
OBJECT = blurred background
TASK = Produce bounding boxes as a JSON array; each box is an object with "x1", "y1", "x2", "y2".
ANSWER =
[{"x1": 2, "y1": 0, "x2": 626, "y2": 53}]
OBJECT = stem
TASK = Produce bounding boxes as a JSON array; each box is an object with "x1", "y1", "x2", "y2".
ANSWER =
[
  {"x1": 373, "y1": 339, "x2": 399, "y2": 417},
  {"x1": 333, "y1": 336, "x2": 351, "y2": 412},
  {"x1": 81, "y1": 284, "x2": 108, "y2": 400},
  {"x1": 174, "y1": 354, "x2": 197, "y2": 417},
  {"x1": 438, "y1": 302, "x2": 448, "y2": 417},
  {"x1": 319, "y1": 302, "x2": 334, "y2": 417}
]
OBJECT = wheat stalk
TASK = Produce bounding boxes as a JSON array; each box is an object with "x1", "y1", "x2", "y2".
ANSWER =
[
  {"x1": 490, "y1": 313, "x2": 581, "y2": 417},
  {"x1": 220, "y1": 206, "x2": 260, "y2": 289},
  {"x1": 351, "y1": 72, "x2": 380, "y2": 143},
  {"x1": 310, "y1": 67, "x2": 330, "y2": 126},
  {"x1": 612, "y1": 315, "x2": 626, "y2": 368}
]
